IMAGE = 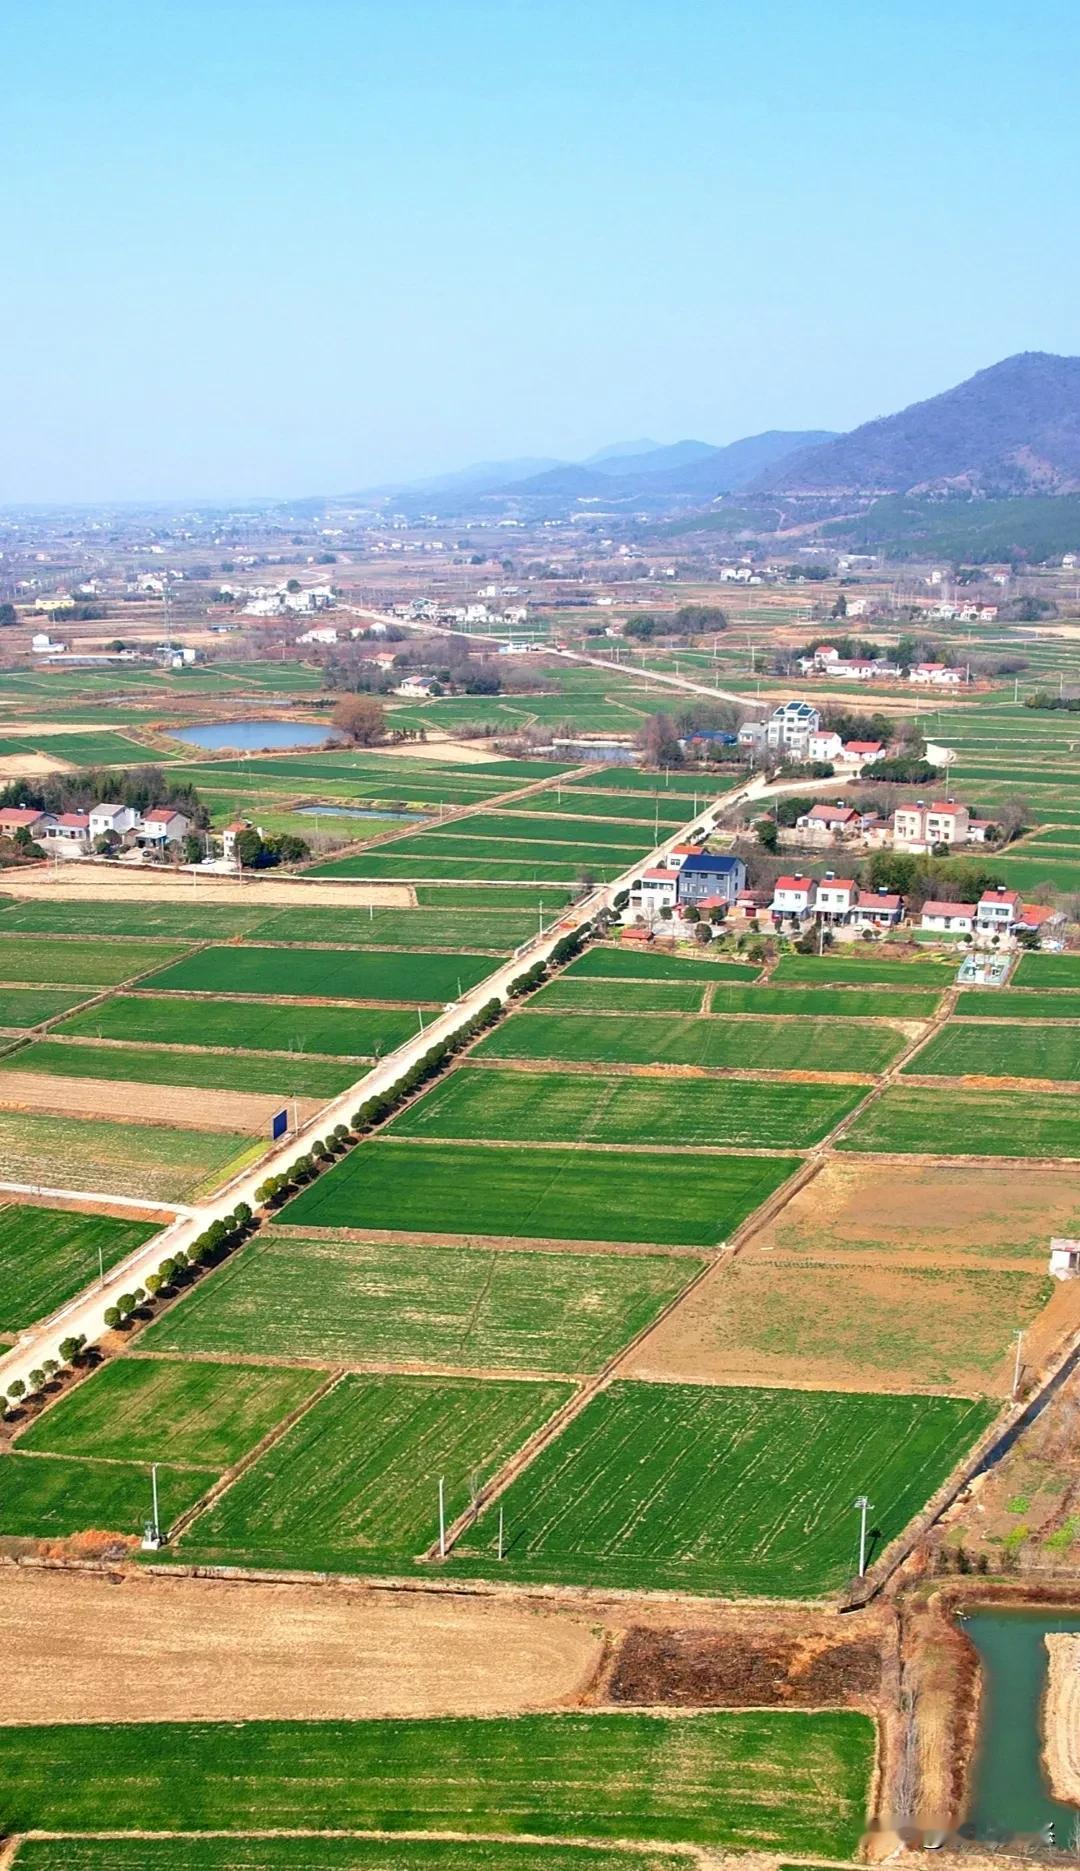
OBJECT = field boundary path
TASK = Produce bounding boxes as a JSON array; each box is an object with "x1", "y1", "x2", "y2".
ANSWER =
[{"x1": 0, "y1": 774, "x2": 755, "y2": 1398}]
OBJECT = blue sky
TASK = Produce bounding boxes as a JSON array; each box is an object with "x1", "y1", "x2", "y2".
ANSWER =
[{"x1": 4, "y1": 0, "x2": 1079, "y2": 501}]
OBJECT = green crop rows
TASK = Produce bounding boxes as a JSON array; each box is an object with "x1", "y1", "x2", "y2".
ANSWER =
[
  {"x1": 0, "y1": 1710, "x2": 873, "y2": 1856},
  {"x1": 179, "y1": 1373, "x2": 570, "y2": 1575},
  {"x1": 0, "y1": 1203, "x2": 157, "y2": 1337},
  {"x1": 282, "y1": 1139, "x2": 798, "y2": 1248},
  {"x1": 455, "y1": 1381, "x2": 993, "y2": 1596},
  {"x1": 56, "y1": 995, "x2": 417, "y2": 1060},
  {"x1": 474, "y1": 1012, "x2": 906, "y2": 1075},
  {"x1": 909, "y1": 1023, "x2": 1080, "y2": 1083},
  {"x1": 140, "y1": 1231, "x2": 698, "y2": 1373},
  {"x1": 838, "y1": 1085, "x2": 1080, "y2": 1156},
  {"x1": 389, "y1": 1066, "x2": 862, "y2": 1149},
  {"x1": 140, "y1": 946, "x2": 494, "y2": 1003}
]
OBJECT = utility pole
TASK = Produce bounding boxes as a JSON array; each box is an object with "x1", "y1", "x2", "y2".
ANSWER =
[
  {"x1": 438, "y1": 1477, "x2": 446, "y2": 1559},
  {"x1": 98, "y1": 1241, "x2": 105, "y2": 1286},
  {"x1": 855, "y1": 1495, "x2": 872, "y2": 1577},
  {"x1": 1012, "y1": 1330, "x2": 1025, "y2": 1401},
  {"x1": 498, "y1": 1504, "x2": 505, "y2": 1561}
]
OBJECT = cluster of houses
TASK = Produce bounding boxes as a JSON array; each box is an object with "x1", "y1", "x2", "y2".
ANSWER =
[
  {"x1": 792, "y1": 795, "x2": 1000, "y2": 854},
  {"x1": 737, "y1": 701, "x2": 891, "y2": 764},
  {"x1": 623, "y1": 843, "x2": 1058, "y2": 950},
  {"x1": 0, "y1": 802, "x2": 193, "y2": 859},
  {"x1": 794, "y1": 646, "x2": 968, "y2": 686}
]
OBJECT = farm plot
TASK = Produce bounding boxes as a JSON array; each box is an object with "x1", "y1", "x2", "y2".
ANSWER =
[
  {"x1": 179, "y1": 1373, "x2": 571, "y2": 1575},
  {"x1": 140, "y1": 1231, "x2": 698, "y2": 1373},
  {"x1": 506, "y1": 790, "x2": 691, "y2": 825},
  {"x1": 0, "y1": 1203, "x2": 157, "y2": 1338},
  {"x1": 565, "y1": 946, "x2": 759, "y2": 983},
  {"x1": 0, "y1": 986, "x2": 95, "y2": 1030},
  {"x1": 138, "y1": 946, "x2": 494, "y2": 1003},
  {"x1": 0, "y1": 1452, "x2": 215, "y2": 1540},
  {"x1": 838, "y1": 1086, "x2": 1080, "y2": 1157},
  {"x1": 0, "y1": 937, "x2": 193, "y2": 985},
  {"x1": 955, "y1": 990, "x2": 1080, "y2": 1021},
  {"x1": 567, "y1": 768, "x2": 741, "y2": 797},
  {"x1": 0, "y1": 1040, "x2": 357, "y2": 1102},
  {"x1": 455, "y1": 1381, "x2": 994, "y2": 1596},
  {"x1": 415, "y1": 885, "x2": 573, "y2": 909},
  {"x1": 26, "y1": 731, "x2": 165, "y2": 767},
  {"x1": 250, "y1": 906, "x2": 534, "y2": 950},
  {"x1": 529, "y1": 978, "x2": 709, "y2": 1015},
  {"x1": 283, "y1": 1140, "x2": 799, "y2": 1249},
  {"x1": 309, "y1": 852, "x2": 620, "y2": 883},
  {"x1": 56, "y1": 995, "x2": 416, "y2": 1060},
  {"x1": 699, "y1": 986, "x2": 938, "y2": 1020},
  {"x1": 18, "y1": 1356, "x2": 322, "y2": 1468},
  {"x1": 389, "y1": 1066, "x2": 863, "y2": 1150},
  {"x1": 907, "y1": 1023, "x2": 1080, "y2": 1083},
  {"x1": 0, "y1": 1709, "x2": 874, "y2": 1857},
  {"x1": 754, "y1": 1159, "x2": 1080, "y2": 1264},
  {"x1": 441, "y1": 814, "x2": 651, "y2": 852},
  {"x1": 474, "y1": 1012, "x2": 907, "y2": 1075},
  {"x1": 1015, "y1": 953, "x2": 1080, "y2": 988},
  {"x1": 11, "y1": 1840, "x2": 698, "y2": 1871},
  {"x1": 770, "y1": 955, "x2": 956, "y2": 988},
  {"x1": 627, "y1": 1256, "x2": 1053, "y2": 1396},
  {"x1": 0, "y1": 900, "x2": 270, "y2": 938},
  {"x1": 0, "y1": 1112, "x2": 260, "y2": 1203}
]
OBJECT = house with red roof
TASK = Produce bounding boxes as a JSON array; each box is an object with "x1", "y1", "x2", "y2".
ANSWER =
[
  {"x1": 0, "y1": 806, "x2": 49, "y2": 839},
  {"x1": 852, "y1": 887, "x2": 904, "y2": 930},
  {"x1": 771, "y1": 873, "x2": 816, "y2": 920},
  {"x1": 976, "y1": 885, "x2": 1023, "y2": 936},
  {"x1": 921, "y1": 899, "x2": 977, "y2": 935}
]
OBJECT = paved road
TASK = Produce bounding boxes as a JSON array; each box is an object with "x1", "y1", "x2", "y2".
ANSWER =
[{"x1": 0, "y1": 775, "x2": 759, "y2": 1396}]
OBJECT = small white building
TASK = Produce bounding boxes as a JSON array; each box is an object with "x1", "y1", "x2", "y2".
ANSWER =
[
  {"x1": 765, "y1": 701, "x2": 821, "y2": 752},
  {"x1": 976, "y1": 885, "x2": 1022, "y2": 937},
  {"x1": 88, "y1": 803, "x2": 139, "y2": 843},
  {"x1": 813, "y1": 875, "x2": 857, "y2": 923},
  {"x1": 771, "y1": 873, "x2": 816, "y2": 920},
  {"x1": 807, "y1": 730, "x2": 844, "y2": 762},
  {"x1": 138, "y1": 808, "x2": 192, "y2": 848},
  {"x1": 1049, "y1": 1238, "x2": 1080, "y2": 1280},
  {"x1": 910, "y1": 663, "x2": 966, "y2": 687},
  {"x1": 627, "y1": 867, "x2": 680, "y2": 918},
  {"x1": 921, "y1": 899, "x2": 976, "y2": 935}
]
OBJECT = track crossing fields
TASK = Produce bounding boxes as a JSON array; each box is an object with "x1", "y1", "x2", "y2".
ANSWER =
[
  {"x1": 0, "y1": 1709, "x2": 875, "y2": 1856},
  {"x1": 138, "y1": 1231, "x2": 700, "y2": 1373},
  {"x1": 387, "y1": 1066, "x2": 864, "y2": 1149},
  {"x1": 282, "y1": 1140, "x2": 799, "y2": 1248},
  {"x1": 472, "y1": 1011, "x2": 909, "y2": 1073},
  {"x1": 177, "y1": 1374, "x2": 571, "y2": 1575},
  {"x1": 454, "y1": 1381, "x2": 994, "y2": 1596},
  {"x1": 0, "y1": 1203, "x2": 157, "y2": 1339},
  {"x1": 838, "y1": 1085, "x2": 1080, "y2": 1156}
]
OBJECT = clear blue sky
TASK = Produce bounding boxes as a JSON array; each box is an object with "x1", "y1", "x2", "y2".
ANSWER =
[{"x1": 4, "y1": 0, "x2": 1079, "y2": 502}]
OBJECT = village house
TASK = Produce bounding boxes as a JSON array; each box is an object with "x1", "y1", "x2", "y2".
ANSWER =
[
  {"x1": 893, "y1": 801, "x2": 971, "y2": 851},
  {"x1": 843, "y1": 740, "x2": 886, "y2": 766},
  {"x1": 813, "y1": 875, "x2": 857, "y2": 923},
  {"x1": 137, "y1": 808, "x2": 192, "y2": 850},
  {"x1": 852, "y1": 887, "x2": 904, "y2": 931},
  {"x1": 676, "y1": 852, "x2": 746, "y2": 906},
  {"x1": 909, "y1": 663, "x2": 966, "y2": 687},
  {"x1": 88, "y1": 803, "x2": 139, "y2": 844},
  {"x1": 0, "y1": 806, "x2": 49, "y2": 840},
  {"x1": 396, "y1": 675, "x2": 439, "y2": 698},
  {"x1": 807, "y1": 730, "x2": 844, "y2": 763},
  {"x1": 765, "y1": 700, "x2": 821, "y2": 754},
  {"x1": 976, "y1": 885, "x2": 1023, "y2": 937},
  {"x1": 770, "y1": 873, "x2": 816, "y2": 921},
  {"x1": 42, "y1": 811, "x2": 92, "y2": 854},
  {"x1": 921, "y1": 899, "x2": 977, "y2": 935},
  {"x1": 627, "y1": 868, "x2": 680, "y2": 918},
  {"x1": 794, "y1": 801, "x2": 861, "y2": 838},
  {"x1": 1017, "y1": 902, "x2": 1064, "y2": 939}
]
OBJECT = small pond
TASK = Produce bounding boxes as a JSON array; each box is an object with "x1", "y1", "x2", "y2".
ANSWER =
[
  {"x1": 296, "y1": 805, "x2": 429, "y2": 823},
  {"x1": 965, "y1": 1608, "x2": 1080, "y2": 1846},
  {"x1": 170, "y1": 719, "x2": 338, "y2": 751}
]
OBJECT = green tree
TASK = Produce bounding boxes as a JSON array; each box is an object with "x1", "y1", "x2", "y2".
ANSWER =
[{"x1": 756, "y1": 817, "x2": 779, "y2": 853}]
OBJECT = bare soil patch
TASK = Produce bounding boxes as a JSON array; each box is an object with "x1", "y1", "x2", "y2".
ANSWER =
[
  {"x1": 754, "y1": 1158, "x2": 1080, "y2": 1266},
  {"x1": 624, "y1": 1253, "x2": 1055, "y2": 1397},
  {"x1": 0, "y1": 754, "x2": 68, "y2": 780},
  {"x1": 0, "y1": 1567, "x2": 604, "y2": 1723},
  {"x1": 1043, "y1": 1633, "x2": 1080, "y2": 1802},
  {"x1": 608, "y1": 1623, "x2": 881, "y2": 1708},
  {"x1": 0, "y1": 1070, "x2": 321, "y2": 1133},
  {"x1": 1, "y1": 872, "x2": 412, "y2": 907}
]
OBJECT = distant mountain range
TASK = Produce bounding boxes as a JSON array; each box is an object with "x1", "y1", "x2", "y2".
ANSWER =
[
  {"x1": 754, "y1": 353, "x2": 1080, "y2": 498},
  {"x1": 378, "y1": 431, "x2": 836, "y2": 517},
  {"x1": 357, "y1": 352, "x2": 1080, "y2": 529}
]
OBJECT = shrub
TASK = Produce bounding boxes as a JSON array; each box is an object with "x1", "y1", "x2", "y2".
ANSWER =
[
  {"x1": 58, "y1": 1335, "x2": 85, "y2": 1365},
  {"x1": 116, "y1": 1293, "x2": 137, "y2": 1318},
  {"x1": 233, "y1": 1202, "x2": 252, "y2": 1226},
  {"x1": 6, "y1": 1379, "x2": 25, "y2": 1402},
  {"x1": 42, "y1": 1359, "x2": 59, "y2": 1380},
  {"x1": 27, "y1": 1368, "x2": 45, "y2": 1393},
  {"x1": 103, "y1": 1307, "x2": 121, "y2": 1330}
]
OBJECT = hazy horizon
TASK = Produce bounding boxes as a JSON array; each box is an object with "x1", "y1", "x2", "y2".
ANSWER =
[{"x1": 4, "y1": 0, "x2": 1080, "y2": 504}]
